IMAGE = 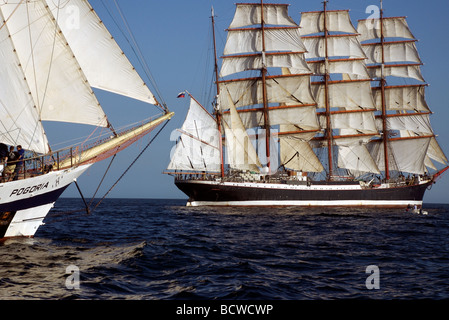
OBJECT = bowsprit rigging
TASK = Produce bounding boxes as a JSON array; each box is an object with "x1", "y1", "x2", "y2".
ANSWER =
[{"x1": 44, "y1": 119, "x2": 171, "y2": 223}]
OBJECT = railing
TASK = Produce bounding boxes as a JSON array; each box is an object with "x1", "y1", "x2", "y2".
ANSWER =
[
  {"x1": 1, "y1": 112, "x2": 169, "y2": 183},
  {"x1": 1, "y1": 144, "x2": 82, "y2": 183}
]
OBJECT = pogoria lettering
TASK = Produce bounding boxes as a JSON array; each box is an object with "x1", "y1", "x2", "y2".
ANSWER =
[{"x1": 10, "y1": 182, "x2": 49, "y2": 197}]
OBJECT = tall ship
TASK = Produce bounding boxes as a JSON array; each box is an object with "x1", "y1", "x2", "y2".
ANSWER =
[
  {"x1": 0, "y1": 0, "x2": 173, "y2": 239},
  {"x1": 166, "y1": 0, "x2": 448, "y2": 207}
]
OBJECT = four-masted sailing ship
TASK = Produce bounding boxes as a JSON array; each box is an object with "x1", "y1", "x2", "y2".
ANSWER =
[
  {"x1": 0, "y1": 0, "x2": 173, "y2": 239},
  {"x1": 167, "y1": 1, "x2": 448, "y2": 207}
]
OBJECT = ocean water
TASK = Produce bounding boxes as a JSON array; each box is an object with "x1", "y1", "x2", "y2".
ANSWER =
[{"x1": 1, "y1": 198, "x2": 449, "y2": 300}]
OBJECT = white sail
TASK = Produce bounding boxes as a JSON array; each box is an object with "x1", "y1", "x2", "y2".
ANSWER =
[
  {"x1": 369, "y1": 138, "x2": 431, "y2": 174},
  {"x1": 303, "y1": 35, "x2": 367, "y2": 60},
  {"x1": 363, "y1": 41, "x2": 421, "y2": 64},
  {"x1": 367, "y1": 64, "x2": 425, "y2": 82},
  {"x1": 299, "y1": 10, "x2": 358, "y2": 35},
  {"x1": 229, "y1": 3, "x2": 297, "y2": 28},
  {"x1": 358, "y1": 12, "x2": 448, "y2": 176},
  {"x1": 0, "y1": 1, "x2": 108, "y2": 127},
  {"x1": 219, "y1": 75, "x2": 316, "y2": 111},
  {"x1": 279, "y1": 129, "x2": 324, "y2": 172},
  {"x1": 224, "y1": 27, "x2": 306, "y2": 55},
  {"x1": 0, "y1": 9, "x2": 49, "y2": 154},
  {"x1": 167, "y1": 98, "x2": 221, "y2": 172},
  {"x1": 319, "y1": 112, "x2": 377, "y2": 134},
  {"x1": 45, "y1": 0, "x2": 157, "y2": 105},
  {"x1": 312, "y1": 80, "x2": 376, "y2": 110},
  {"x1": 220, "y1": 52, "x2": 310, "y2": 77},
  {"x1": 427, "y1": 137, "x2": 448, "y2": 165},
  {"x1": 337, "y1": 144, "x2": 380, "y2": 174},
  {"x1": 382, "y1": 114, "x2": 433, "y2": 135},
  {"x1": 307, "y1": 59, "x2": 370, "y2": 79},
  {"x1": 373, "y1": 85, "x2": 429, "y2": 112},
  {"x1": 225, "y1": 105, "x2": 319, "y2": 130},
  {"x1": 357, "y1": 17, "x2": 415, "y2": 42},
  {"x1": 223, "y1": 92, "x2": 261, "y2": 172}
]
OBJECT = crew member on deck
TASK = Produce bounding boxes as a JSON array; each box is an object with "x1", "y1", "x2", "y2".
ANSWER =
[
  {"x1": 4, "y1": 146, "x2": 18, "y2": 182},
  {"x1": 13, "y1": 145, "x2": 24, "y2": 181}
]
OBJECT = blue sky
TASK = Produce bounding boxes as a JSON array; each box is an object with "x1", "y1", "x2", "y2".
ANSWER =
[{"x1": 57, "y1": 0, "x2": 449, "y2": 204}]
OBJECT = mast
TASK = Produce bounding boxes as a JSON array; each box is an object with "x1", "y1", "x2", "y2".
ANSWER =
[
  {"x1": 379, "y1": 0, "x2": 390, "y2": 181},
  {"x1": 322, "y1": 0, "x2": 333, "y2": 180},
  {"x1": 211, "y1": 6, "x2": 225, "y2": 178},
  {"x1": 300, "y1": 5, "x2": 380, "y2": 178},
  {"x1": 218, "y1": 3, "x2": 317, "y2": 174},
  {"x1": 357, "y1": 3, "x2": 448, "y2": 176},
  {"x1": 260, "y1": 0, "x2": 271, "y2": 172}
]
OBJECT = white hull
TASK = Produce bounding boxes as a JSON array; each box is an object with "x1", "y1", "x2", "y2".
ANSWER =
[{"x1": 0, "y1": 164, "x2": 91, "y2": 239}]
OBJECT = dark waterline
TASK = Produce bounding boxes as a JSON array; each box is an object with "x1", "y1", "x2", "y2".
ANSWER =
[{"x1": 1, "y1": 198, "x2": 448, "y2": 300}]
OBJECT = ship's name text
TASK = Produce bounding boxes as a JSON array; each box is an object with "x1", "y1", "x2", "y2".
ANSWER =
[{"x1": 10, "y1": 182, "x2": 49, "y2": 197}]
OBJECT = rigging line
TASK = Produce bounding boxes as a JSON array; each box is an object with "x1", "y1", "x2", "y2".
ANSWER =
[
  {"x1": 90, "y1": 118, "x2": 171, "y2": 213},
  {"x1": 88, "y1": 154, "x2": 117, "y2": 206},
  {"x1": 25, "y1": 1, "x2": 41, "y2": 141},
  {"x1": 48, "y1": 118, "x2": 171, "y2": 220},
  {"x1": 0, "y1": 1, "x2": 45, "y2": 151},
  {"x1": 29, "y1": 0, "x2": 63, "y2": 153},
  {"x1": 0, "y1": 0, "x2": 24, "y2": 32},
  {"x1": 107, "y1": 0, "x2": 168, "y2": 112}
]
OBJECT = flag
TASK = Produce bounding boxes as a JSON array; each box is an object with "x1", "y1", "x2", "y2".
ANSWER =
[{"x1": 177, "y1": 92, "x2": 186, "y2": 98}]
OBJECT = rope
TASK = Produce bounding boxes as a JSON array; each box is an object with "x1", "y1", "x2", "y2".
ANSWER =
[
  {"x1": 90, "y1": 119, "x2": 170, "y2": 212},
  {"x1": 46, "y1": 118, "x2": 171, "y2": 223}
]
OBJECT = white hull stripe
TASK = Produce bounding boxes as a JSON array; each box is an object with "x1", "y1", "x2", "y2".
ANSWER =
[{"x1": 187, "y1": 200, "x2": 423, "y2": 207}]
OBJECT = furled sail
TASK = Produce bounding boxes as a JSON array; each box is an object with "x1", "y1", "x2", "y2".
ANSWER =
[{"x1": 358, "y1": 14, "x2": 448, "y2": 175}]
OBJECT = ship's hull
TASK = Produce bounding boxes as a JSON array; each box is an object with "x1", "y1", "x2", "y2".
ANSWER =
[
  {"x1": 175, "y1": 179, "x2": 431, "y2": 208},
  {"x1": 0, "y1": 164, "x2": 91, "y2": 239}
]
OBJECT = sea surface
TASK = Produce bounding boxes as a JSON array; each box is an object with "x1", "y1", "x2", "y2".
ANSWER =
[{"x1": 1, "y1": 198, "x2": 449, "y2": 300}]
